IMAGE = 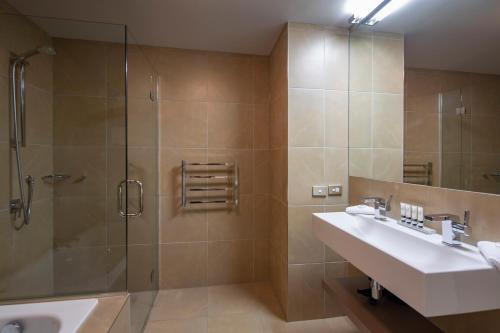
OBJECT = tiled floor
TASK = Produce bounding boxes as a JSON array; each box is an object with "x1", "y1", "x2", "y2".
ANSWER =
[{"x1": 144, "y1": 282, "x2": 360, "y2": 333}]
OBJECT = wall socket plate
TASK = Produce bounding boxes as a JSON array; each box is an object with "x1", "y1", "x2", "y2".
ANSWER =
[
  {"x1": 312, "y1": 185, "x2": 328, "y2": 197},
  {"x1": 328, "y1": 185, "x2": 342, "y2": 196}
]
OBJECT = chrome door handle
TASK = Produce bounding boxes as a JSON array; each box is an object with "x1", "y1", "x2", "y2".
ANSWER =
[{"x1": 118, "y1": 179, "x2": 144, "y2": 217}]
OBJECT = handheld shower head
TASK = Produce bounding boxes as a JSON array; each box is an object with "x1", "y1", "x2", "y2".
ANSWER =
[{"x1": 16, "y1": 45, "x2": 56, "y2": 61}]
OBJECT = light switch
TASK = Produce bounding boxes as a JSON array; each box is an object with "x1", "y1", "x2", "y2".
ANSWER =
[
  {"x1": 328, "y1": 185, "x2": 342, "y2": 196},
  {"x1": 312, "y1": 185, "x2": 328, "y2": 197}
]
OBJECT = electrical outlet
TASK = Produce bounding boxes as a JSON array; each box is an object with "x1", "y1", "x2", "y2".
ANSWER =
[
  {"x1": 312, "y1": 185, "x2": 328, "y2": 197},
  {"x1": 328, "y1": 185, "x2": 342, "y2": 196}
]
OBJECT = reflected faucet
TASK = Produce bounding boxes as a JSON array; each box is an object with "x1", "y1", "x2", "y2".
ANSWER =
[{"x1": 362, "y1": 195, "x2": 392, "y2": 220}]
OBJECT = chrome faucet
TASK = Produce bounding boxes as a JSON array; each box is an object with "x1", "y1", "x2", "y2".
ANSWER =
[
  {"x1": 424, "y1": 210, "x2": 471, "y2": 246},
  {"x1": 362, "y1": 195, "x2": 392, "y2": 220}
]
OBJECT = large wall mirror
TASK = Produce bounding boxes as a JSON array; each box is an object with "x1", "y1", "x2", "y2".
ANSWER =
[{"x1": 348, "y1": 0, "x2": 500, "y2": 195}]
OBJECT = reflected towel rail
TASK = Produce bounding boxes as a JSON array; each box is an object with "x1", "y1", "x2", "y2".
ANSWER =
[{"x1": 404, "y1": 162, "x2": 433, "y2": 186}]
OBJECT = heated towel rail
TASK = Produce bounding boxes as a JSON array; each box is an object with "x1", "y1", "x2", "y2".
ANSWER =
[
  {"x1": 181, "y1": 160, "x2": 239, "y2": 208},
  {"x1": 404, "y1": 162, "x2": 433, "y2": 186}
]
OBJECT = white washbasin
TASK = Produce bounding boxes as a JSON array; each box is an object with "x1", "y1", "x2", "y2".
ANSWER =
[{"x1": 312, "y1": 212, "x2": 500, "y2": 317}]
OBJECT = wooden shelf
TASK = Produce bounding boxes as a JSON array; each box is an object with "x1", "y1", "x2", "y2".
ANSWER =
[{"x1": 323, "y1": 277, "x2": 443, "y2": 333}]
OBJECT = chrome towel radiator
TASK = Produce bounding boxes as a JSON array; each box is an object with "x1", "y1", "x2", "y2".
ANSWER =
[
  {"x1": 403, "y1": 162, "x2": 433, "y2": 186},
  {"x1": 181, "y1": 160, "x2": 239, "y2": 208}
]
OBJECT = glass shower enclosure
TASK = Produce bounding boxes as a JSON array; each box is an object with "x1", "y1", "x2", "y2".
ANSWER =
[{"x1": 0, "y1": 7, "x2": 158, "y2": 333}]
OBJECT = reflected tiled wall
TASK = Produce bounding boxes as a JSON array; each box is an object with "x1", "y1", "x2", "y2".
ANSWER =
[
  {"x1": 349, "y1": 31, "x2": 404, "y2": 183},
  {"x1": 285, "y1": 22, "x2": 351, "y2": 321},
  {"x1": 349, "y1": 175, "x2": 500, "y2": 332},
  {"x1": 142, "y1": 45, "x2": 272, "y2": 289},
  {"x1": 405, "y1": 68, "x2": 500, "y2": 193},
  {"x1": 0, "y1": 3, "x2": 54, "y2": 299},
  {"x1": 52, "y1": 38, "x2": 127, "y2": 294}
]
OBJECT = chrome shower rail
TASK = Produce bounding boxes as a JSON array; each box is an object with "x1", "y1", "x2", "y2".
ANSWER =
[{"x1": 181, "y1": 160, "x2": 239, "y2": 208}]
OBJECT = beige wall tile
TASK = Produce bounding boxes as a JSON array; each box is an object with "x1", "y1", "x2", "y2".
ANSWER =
[
  {"x1": 159, "y1": 148, "x2": 207, "y2": 197},
  {"x1": 0, "y1": 75, "x2": 9, "y2": 142},
  {"x1": 106, "y1": 43, "x2": 126, "y2": 98},
  {"x1": 288, "y1": 88, "x2": 324, "y2": 147},
  {"x1": 106, "y1": 98, "x2": 126, "y2": 147},
  {"x1": 287, "y1": 263, "x2": 324, "y2": 321},
  {"x1": 254, "y1": 149, "x2": 272, "y2": 195},
  {"x1": 127, "y1": 44, "x2": 154, "y2": 100},
  {"x1": 207, "y1": 240, "x2": 253, "y2": 285},
  {"x1": 372, "y1": 148, "x2": 403, "y2": 182},
  {"x1": 373, "y1": 36, "x2": 404, "y2": 94},
  {"x1": 54, "y1": 38, "x2": 106, "y2": 96},
  {"x1": 288, "y1": 206, "x2": 325, "y2": 264},
  {"x1": 325, "y1": 148, "x2": 349, "y2": 205},
  {"x1": 325, "y1": 90, "x2": 348, "y2": 148},
  {"x1": 254, "y1": 195, "x2": 272, "y2": 239},
  {"x1": 128, "y1": 244, "x2": 155, "y2": 292},
  {"x1": 348, "y1": 92, "x2": 371, "y2": 148},
  {"x1": 255, "y1": 239, "x2": 270, "y2": 281},
  {"x1": 54, "y1": 196, "x2": 106, "y2": 247},
  {"x1": 160, "y1": 196, "x2": 207, "y2": 243},
  {"x1": 349, "y1": 34, "x2": 372, "y2": 92},
  {"x1": 405, "y1": 111, "x2": 439, "y2": 153},
  {"x1": 148, "y1": 47, "x2": 208, "y2": 101},
  {"x1": 161, "y1": 243, "x2": 207, "y2": 289},
  {"x1": 53, "y1": 146, "x2": 106, "y2": 196},
  {"x1": 254, "y1": 103, "x2": 271, "y2": 148},
  {"x1": 128, "y1": 98, "x2": 156, "y2": 148},
  {"x1": 0, "y1": 144, "x2": 9, "y2": 211},
  {"x1": 288, "y1": 25, "x2": 325, "y2": 89},
  {"x1": 207, "y1": 53, "x2": 253, "y2": 103},
  {"x1": 161, "y1": 100, "x2": 207, "y2": 148},
  {"x1": 372, "y1": 93, "x2": 404, "y2": 149},
  {"x1": 25, "y1": 86, "x2": 53, "y2": 145},
  {"x1": 324, "y1": 29, "x2": 349, "y2": 91},
  {"x1": 54, "y1": 246, "x2": 107, "y2": 294},
  {"x1": 349, "y1": 148, "x2": 372, "y2": 179},
  {"x1": 53, "y1": 95, "x2": 106, "y2": 146},
  {"x1": 207, "y1": 103, "x2": 253, "y2": 149},
  {"x1": 253, "y1": 56, "x2": 270, "y2": 104},
  {"x1": 208, "y1": 195, "x2": 253, "y2": 241},
  {"x1": 288, "y1": 148, "x2": 324, "y2": 205}
]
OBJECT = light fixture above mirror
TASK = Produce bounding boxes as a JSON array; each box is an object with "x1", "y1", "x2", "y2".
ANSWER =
[{"x1": 346, "y1": 0, "x2": 411, "y2": 26}]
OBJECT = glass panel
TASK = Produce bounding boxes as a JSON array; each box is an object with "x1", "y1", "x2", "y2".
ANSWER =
[
  {"x1": 0, "y1": 11, "x2": 127, "y2": 301},
  {"x1": 126, "y1": 31, "x2": 159, "y2": 333}
]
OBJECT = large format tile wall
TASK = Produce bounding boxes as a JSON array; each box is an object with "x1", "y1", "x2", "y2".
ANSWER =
[
  {"x1": 405, "y1": 67, "x2": 500, "y2": 193},
  {"x1": 349, "y1": 31, "x2": 404, "y2": 183},
  {"x1": 269, "y1": 26, "x2": 288, "y2": 317},
  {"x1": 349, "y1": 175, "x2": 500, "y2": 332},
  {"x1": 284, "y1": 22, "x2": 351, "y2": 321},
  {"x1": 142, "y1": 46, "x2": 272, "y2": 289},
  {"x1": 0, "y1": 2, "x2": 54, "y2": 299}
]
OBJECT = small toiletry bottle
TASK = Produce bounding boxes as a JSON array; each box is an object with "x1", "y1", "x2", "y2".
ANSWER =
[
  {"x1": 400, "y1": 203, "x2": 406, "y2": 223},
  {"x1": 405, "y1": 204, "x2": 412, "y2": 224},
  {"x1": 411, "y1": 205, "x2": 418, "y2": 226},
  {"x1": 417, "y1": 206, "x2": 424, "y2": 229}
]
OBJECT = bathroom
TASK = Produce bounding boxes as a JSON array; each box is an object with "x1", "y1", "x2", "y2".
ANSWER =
[{"x1": 0, "y1": 0, "x2": 499, "y2": 332}]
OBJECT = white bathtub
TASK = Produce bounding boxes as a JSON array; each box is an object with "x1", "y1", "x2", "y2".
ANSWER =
[{"x1": 0, "y1": 298, "x2": 97, "y2": 333}]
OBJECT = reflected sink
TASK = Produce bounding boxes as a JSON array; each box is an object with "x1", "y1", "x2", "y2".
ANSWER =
[{"x1": 312, "y1": 212, "x2": 500, "y2": 317}]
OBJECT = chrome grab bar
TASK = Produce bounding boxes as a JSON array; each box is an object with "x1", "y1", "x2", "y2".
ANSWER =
[{"x1": 118, "y1": 179, "x2": 144, "y2": 217}]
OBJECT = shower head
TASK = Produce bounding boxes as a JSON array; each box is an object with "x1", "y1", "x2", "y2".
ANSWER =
[{"x1": 16, "y1": 45, "x2": 56, "y2": 61}]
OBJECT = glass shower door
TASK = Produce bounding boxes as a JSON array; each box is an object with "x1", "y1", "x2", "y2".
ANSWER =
[
  {"x1": 440, "y1": 88, "x2": 470, "y2": 190},
  {"x1": 126, "y1": 32, "x2": 159, "y2": 333}
]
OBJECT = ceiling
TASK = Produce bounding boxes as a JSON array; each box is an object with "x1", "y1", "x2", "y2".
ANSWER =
[{"x1": 7, "y1": 0, "x2": 500, "y2": 74}]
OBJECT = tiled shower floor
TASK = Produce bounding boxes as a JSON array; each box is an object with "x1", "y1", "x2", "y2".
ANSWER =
[{"x1": 144, "y1": 282, "x2": 360, "y2": 333}]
